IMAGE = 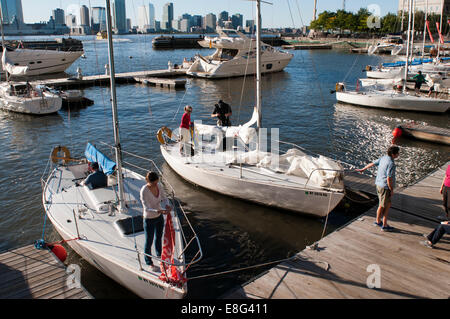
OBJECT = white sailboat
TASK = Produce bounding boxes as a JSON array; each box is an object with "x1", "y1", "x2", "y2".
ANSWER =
[
  {"x1": 41, "y1": 0, "x2": 202, "y2": 299},
  {"x1": 159, "y1": 0, "x2": 345, "y2": 218},
  {"x1": 336, "y1": 0, "x2": 450, "y2": 114},
  {"x1": 186, "y1": 28, "x2": 293, "y2": 78}
]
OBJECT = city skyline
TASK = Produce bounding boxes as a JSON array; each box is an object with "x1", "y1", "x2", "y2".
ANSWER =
[{"x1": 18, "y1": 0, "x2": 399, "y2": 28}]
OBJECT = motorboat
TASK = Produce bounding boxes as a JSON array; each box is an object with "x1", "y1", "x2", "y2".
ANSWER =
[
  {"x1": 186, "y1": 28, "x2": 293, "y2": 78},
  {"x1": 0, "y1": 82, "x2": 62, "y2": 114},
  {"x1": 367, "y1": 35, "x2": 405, "y2": 55},
  {"x1": 160, "y1": 2, "x2": 345, "y2": 218},
  {"x1": 41, "y1": 0, "x2": 202, "y2": 299}
]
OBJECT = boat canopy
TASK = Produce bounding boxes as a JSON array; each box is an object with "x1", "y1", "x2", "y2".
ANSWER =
[{"x1": 84, "y1": 142, "x2": 116, "y2": 175}]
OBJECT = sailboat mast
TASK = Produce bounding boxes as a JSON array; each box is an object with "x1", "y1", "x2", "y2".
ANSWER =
[
  {"x1": 0, "y1": 3, "x2": 9, "y2": 82},
  {"x1": 256, "y1": 0, "x2": 262, "y2": 130},
  {"x1": 422, "y1": 0, "x2": 428, "y2": 59},
  {"x1": 403, "y1": 0, "x2": 412, "y2": 93},
  {"x1": 437, "y1": 0, "x2": 444, "y2": 58},
  {"x1": 105, "y1": 0, "x2": 126, "y2": 213},
  {"x1": 410, "y1": 0, "x2": 415, "y2": 59}
]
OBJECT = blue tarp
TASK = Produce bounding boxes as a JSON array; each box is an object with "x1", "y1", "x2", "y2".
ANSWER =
[
  {"x1": 84, "y1": 142, "x2": 116, "y2": 175},
  {"x1": 382, "y1": 58, "x2": 434, "y2": 68}
]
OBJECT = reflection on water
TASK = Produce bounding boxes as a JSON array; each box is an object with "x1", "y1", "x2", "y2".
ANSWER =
[{"x1": 0, "y1": 35, "x2": 448, "y2": 298}]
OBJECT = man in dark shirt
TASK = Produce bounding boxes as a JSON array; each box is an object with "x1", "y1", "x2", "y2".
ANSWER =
[
  {"x1": 82, "y1": 162, "x2": 107, "y2": 189},
  {"x1": 211, "y1": 100, "x2": 232, "y2": 127}
]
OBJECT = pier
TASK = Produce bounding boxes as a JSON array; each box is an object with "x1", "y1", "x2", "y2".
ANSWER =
[
  {"x1": 223, "y1": 161, "x2": 450, "y2": 299},
  {"x1": 30, "y1": 68, "x2": 187, "y2": 89},
  {"x1": 0, "y1": 244, "x2": 93, "y2": 299}
]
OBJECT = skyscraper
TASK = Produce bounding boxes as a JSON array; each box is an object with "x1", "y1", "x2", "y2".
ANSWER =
[
  {"x1": 204, "y1": 13, "x2": 216, "y2": 32},
  {"x1": 52, "y1": 8, "x2": 65, "y2": 25},
  {"x1": 1, "y1": 0, "x2": 23, "y2": 24},
  {"x1": 80, "y1": 5, "x2": 89, "y2": 26},
  {"x1": 113, "y1": 0, "x2": 127, "y2": 34},
  {"x1": 162, "y1": 2, "x2": 173, "y2": 30},
  {"x1": 218, "y1": 11, "x2": 228, "y2": 27},
  {"x1": 91, "y1": 7, "x2": 106, "y2": 32},
  {"x1": 148, "y1": 3, "x2": 155, "y2": 29},
  {"x1": 137, "y1": 3, "x2": 156, "y2": 31},
  {"x1": 231, "y1": 13, "x2": 243, "y2": 30}
]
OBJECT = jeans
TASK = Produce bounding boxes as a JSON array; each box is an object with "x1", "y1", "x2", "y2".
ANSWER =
[
  {"x1": 144, "y1": 215, "x2": 164, "y2": 265},
  {"x1": 427, "y1": 224, "x2": 450, "y2": 245}
]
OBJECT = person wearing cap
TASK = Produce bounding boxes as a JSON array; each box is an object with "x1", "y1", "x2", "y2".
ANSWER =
[{"x1": 82, "y1": 162, "x2": 107, "y2": 189}]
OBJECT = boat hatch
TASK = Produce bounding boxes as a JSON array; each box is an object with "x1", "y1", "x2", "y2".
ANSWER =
[
  {"x1": 115, "y1": 215, "x2": 144, "y2": 236},
  {"x1": 83, "y1": 186, "x2": 117, "y2": 212}
]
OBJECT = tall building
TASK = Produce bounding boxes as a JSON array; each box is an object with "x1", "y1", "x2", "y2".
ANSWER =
[
  {"x1": 80, "y1": 5, "x2": 89, "y2": 26},
  {"x1": 231, "y1": 13, "x2": 243, "y2": 30},
  {"x1": 148, "y1": 3, "x2": 155, "y2": 29},
  {"x1": 52, "y1": 8, "x2": 65, "y2": 25},
  {"x1": 162, "y1": 2, "x2": 173, "y2": 30},
  {"x1": 91, "y1": 7, "x2": 106, "y2": 32},
  {"x1": 192, "y1": 15, "x2": 202, "y2": 28},
  {"x1": 65, "y1": 14, "x2": 76, "y2": 27},
  {"x1": 204, "y1": 13, "x2": 216, "y2": 32},
  {"x1": 113, "y1": 0, "x2": 127, "y2": 34},
  {"x1": 398, "y1": 0, "x2": 450, "y2": 15},
  {"x1": 1, "y1": 0, "x2": 23, "y2": 24},
  {"x1": 218, "y1": 11, "x2": 228, "y2": 27}
]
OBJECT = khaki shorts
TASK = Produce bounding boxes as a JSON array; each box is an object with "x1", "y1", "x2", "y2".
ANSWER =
[{"x1": 377, "y1": 186, "x2": 392, "y2": 208}]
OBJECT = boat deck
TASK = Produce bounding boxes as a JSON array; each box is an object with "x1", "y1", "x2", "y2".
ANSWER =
[
  {"x1": 223, "y1": 161, "x2": 450, "y2": 299},
  {"x1": 0, "y1": 244, "x2": 93, "y2": 299}
]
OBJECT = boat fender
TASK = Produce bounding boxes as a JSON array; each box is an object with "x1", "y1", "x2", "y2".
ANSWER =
[
  {"x1": 157, "y1": 126, "x2": 173, "y2": 144},
  {"x1": 335, "y1": 82, "x2": 345, "y2": 92},
  {"x1": 51, "y1": 146, "x2": 71, "y2": 164},
  {"x1": 392, "y1": 126, "x2": 403, "y2": 138}
]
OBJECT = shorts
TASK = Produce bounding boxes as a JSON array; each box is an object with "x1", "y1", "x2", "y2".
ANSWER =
[
  {"x1": 179, "y1": 127, "x2": 191, "y2": 142},
  {"x1": 377, "y1": 186, "x2": 392, "y2": 208},
  {"x1": 415, "y1": 82, "x2": 422, "y2": 89}
]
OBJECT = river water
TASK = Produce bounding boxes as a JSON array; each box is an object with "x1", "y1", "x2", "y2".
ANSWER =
[{"x1": 0, "y1": 34, "x2": 448, "y2": 299}]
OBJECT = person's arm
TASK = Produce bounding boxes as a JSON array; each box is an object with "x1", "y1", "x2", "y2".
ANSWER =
[
  {"x1": 159, "y1": 185, "x2": 172, "y2": 213},
  {"x1": 140, "y1": 188, "x2": 164, "y2": 215},
  {"x1": 441, "y1": 174, "x2": 446, "y2": 194},
  {"x1": 355, "y1": 162, "x2": 375, "y2": 172},
  {"x1": 387, "y1": 177, "x2": 394, "y2": 195}
]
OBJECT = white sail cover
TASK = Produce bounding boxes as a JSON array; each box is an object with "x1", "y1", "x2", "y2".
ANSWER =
[{"x1": 2, "y1": 48, "x2": 28, "y2": 76}]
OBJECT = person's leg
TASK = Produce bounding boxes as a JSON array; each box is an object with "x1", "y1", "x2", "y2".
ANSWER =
[
  {"x1": 382, "y1": 201, "x2": 391, "y2": 227},
  {"x1": 428, "y1": 224, "x2": 450, "y2": 245},
  {"x1": 443, "y1": 185, "x2": 449, "y2": 218},
  {"x1": 144, "y1": 218, "x2": 156, "y2": 265},
  {"x1": 376, "y1": 205, "x2": 384, "y2": 224},
  {"x1": 154, "y1": 215, "x2": 165, "y2": 258}
]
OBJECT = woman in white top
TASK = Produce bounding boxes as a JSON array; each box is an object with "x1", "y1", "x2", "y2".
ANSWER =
[{"x1": 139, "y1": 171, "x2": 171, "y2": 269}]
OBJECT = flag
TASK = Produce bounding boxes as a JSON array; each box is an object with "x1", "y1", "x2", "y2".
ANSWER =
[
  {"x1": 436, "y1": 22, "x2": 444, "y2": 44},
  {"x1": 2, "y1": 48, "x2": 28, "y2": 76},
  {"x1": 159, "y1": 213, "x2": 186, "y2": 286},
  {"x1": 426, "y1": 21, "x2": 434, "y2": 43}
]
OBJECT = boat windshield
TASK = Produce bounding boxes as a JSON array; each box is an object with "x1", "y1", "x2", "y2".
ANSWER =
[{"x1": 219, "y1": 48, "x2": 238, "y2": 60}]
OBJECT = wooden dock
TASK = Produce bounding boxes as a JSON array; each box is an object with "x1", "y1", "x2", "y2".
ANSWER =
[
  {"x1": 224, "y1": 161, "x2": 450, "y2": 299},
  {"x1": 30, "y1": 68, "x2": 187, "y2": 89},
  {"x1": 134, "y1": 76, "x2": 186, "y2": 89},
  {"x1": 397, "y1": 123, "x2": 450, "y2": 146},
  {"x1": 0, "y1": 244, "x2": 93, "y2": 299},
  {"x1": 282, "y1": 44, "x2": 332, "y2": 50}
]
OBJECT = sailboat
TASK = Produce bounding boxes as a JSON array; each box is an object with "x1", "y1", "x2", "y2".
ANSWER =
[
  {"x1": 41, "y1": 0, "x2": 202, "y2": 299},
  {"x1": 158, "y1": 0, "x2": 345, "y2": 218},
  {"x1": 336, "y1": 0, "x2": 450, "y2": 113}
]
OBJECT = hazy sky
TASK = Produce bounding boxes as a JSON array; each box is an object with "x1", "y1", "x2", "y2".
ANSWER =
[{"x1": 21, "y1": 0, "x2": 399, "y2": 28}]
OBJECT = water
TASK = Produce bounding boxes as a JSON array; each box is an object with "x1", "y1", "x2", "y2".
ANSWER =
[{"x1": 0, "y1": 34, "x2": 449, "y2": 299}]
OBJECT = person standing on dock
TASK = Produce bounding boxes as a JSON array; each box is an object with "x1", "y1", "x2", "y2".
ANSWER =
[
  {"x1": 439, "y1": 164, "x2": 450, "y2": 220},
  {"x1": 355, "y1": 146, "x2": 400, "y2": 232},
  {"x1": 421, "y1": 221, "x2": 450, "y2": 248}
]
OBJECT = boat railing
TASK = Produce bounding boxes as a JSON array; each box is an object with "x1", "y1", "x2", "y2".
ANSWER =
[{"x1": 99, "y1": 142, "x2": 203, "y2": 274}]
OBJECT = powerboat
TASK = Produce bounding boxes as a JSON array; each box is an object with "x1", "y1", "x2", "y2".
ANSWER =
[{"x1": 186, "y1": 28, "x2": 293, "y2": 78}]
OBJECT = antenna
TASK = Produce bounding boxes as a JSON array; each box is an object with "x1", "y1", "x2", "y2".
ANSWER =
[{"x1": 342, "y1": 0, "x2": 345, "y2": 11}]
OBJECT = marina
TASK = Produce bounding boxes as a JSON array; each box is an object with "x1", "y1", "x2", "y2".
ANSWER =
[{"x1": 0, "y1": 0, "x2": 449, "y2": 301}]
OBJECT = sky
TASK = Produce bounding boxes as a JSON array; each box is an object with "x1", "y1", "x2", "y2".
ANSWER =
[{"x1": 21, "y1": 0, "x2": 399, "y2": 28}]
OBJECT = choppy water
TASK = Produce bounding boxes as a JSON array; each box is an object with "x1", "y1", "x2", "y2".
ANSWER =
[{"x1": 0, "y1": 34, "x2": 448, "y2": 298}]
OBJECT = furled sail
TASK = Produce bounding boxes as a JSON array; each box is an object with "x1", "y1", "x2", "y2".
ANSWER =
[{"x1": 2, "y1": 48, "x2": 28, "y2": 76}]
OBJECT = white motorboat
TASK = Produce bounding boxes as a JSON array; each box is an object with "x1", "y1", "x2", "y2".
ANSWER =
[
  {"x1": 186, "y1": 28, "x2": 293, "y2": 78},
  {"x1": 367, "y1": 35, "x2": 405, "y2": 55},
  {"x1": 41, "y1": 1, "x2": 202, "y2": 299},
  {"x1": 160, "y1": 1, "x2": 345, "y2": 218},
  {"x1": 0, "y1": 82, "x2": 62, "y2": 114}
]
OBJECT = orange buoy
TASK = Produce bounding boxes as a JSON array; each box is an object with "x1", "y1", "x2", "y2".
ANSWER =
[
  {"x1": 50, "y1": 244, "x2": 67, "y2": 262},
  {"x1": 392, "y1": 127, "x2": 402, "y2": 138}
]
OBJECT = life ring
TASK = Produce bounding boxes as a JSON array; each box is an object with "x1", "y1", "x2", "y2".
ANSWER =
[
  {"x1": 157, "y1": 126, "x2": 173, "y2": 144},
  {"x1": 51, "y1": 146, "x2": 71, "y2": 164}
]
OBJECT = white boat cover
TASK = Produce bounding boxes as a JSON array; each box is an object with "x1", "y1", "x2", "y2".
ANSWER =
[{"x1": 2, "y1": 48, "x2": 28, "y2": 75}]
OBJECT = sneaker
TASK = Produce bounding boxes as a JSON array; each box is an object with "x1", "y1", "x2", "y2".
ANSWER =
[
  {"x1": 420, "y1": 240, "x2": 434, "y2": 249},
  {"x1": 373, "y1": 221, "x2": 383, "y2": 227},
  {"x1": 381, "y1": 225, "x2": 395, "y2": 232}
]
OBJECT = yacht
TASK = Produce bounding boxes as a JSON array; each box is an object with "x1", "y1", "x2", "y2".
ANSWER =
[{"x1": 186, "y1": 29, "x2": 293, "y2": 78}]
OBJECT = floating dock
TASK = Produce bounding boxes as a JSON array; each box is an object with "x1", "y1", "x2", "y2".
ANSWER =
[
  {"x1": 134, "y1": 76, "x2": 186, "y2": 89},
  {"x1": 282, "y1": 44, "x2": 332, "y2": 50},
  {"x1": 0, "y1": 244, "x2": 93, "y2": 299},
  {"x1": 224, "y1": 161, "x2": 450, "y2": 299},
  {"x1": 31, "y1": 68, "x2": 187, "y2": 90}
]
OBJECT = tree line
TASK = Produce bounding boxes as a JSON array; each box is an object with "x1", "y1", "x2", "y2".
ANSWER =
[{"x1": 310, "y1": 9, "x2": 448, "y2": 35}]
